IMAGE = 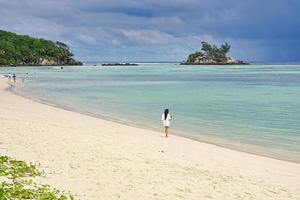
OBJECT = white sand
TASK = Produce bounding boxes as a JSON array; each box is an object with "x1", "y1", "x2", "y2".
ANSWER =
[{"x1": 0, "y1": 77, "x2": 299, "y2": 200}]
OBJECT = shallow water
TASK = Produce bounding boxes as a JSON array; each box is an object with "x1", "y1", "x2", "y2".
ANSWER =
[{"x1": 1, "y1": 63, "x2": 300, "y2": 162}]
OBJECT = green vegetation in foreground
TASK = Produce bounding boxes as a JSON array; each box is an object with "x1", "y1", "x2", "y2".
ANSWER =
[
  {"x1": 0, "y1": 30, "x2": 82, "y2": 66},
  {"x1": 182, "y1": 41, "x2": 247, "y2": 65},
  {"x1": 0, "y1": 155, "x2": 75, "y2": 200}
]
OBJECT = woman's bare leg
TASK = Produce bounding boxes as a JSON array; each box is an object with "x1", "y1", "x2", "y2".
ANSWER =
[{"x1": 165, "y1": 127, "x2": 169, "y2": 137}]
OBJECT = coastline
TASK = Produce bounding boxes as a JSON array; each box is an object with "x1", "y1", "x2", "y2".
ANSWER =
[
  {"x1": 1, "y1": 77, "x2": 300, "y2": 199},
  {"x1": 9, "y1": 82, "x2": 300, "y2": 164},
  {"x1": 0, "y1": 63, "x2": 83, "y2": 67}
]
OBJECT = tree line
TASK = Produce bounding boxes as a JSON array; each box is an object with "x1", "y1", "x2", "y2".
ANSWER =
[{"x1": 0, "y1": 30, "x2": 75, "y2": 65}]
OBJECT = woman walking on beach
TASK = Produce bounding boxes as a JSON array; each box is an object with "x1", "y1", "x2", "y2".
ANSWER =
[{"x1": 162, "y1": 108, "x2": 172, "y2": 137}]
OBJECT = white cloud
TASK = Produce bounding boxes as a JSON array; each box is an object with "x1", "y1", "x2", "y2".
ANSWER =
[
  {"x1": 77, "y1": 34, "x2": 97, "y2": 45},
  {"x1": 122, "y1": 29, "x2": 177, "y2": 44}
]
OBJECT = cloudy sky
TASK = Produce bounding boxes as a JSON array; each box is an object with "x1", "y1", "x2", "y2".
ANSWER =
[{"x1": 0, "y1": 0, "x2": 299, "y2": 62}]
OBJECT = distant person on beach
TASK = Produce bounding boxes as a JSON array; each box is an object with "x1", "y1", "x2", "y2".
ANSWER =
[
  {"x1": 161, "y1": 108, "x2": 172, "y2": 137},
  {"x1": 8, "y1": 73, "x2": 12, "y2": 81},
  {"x1": 12, "y1": 74, "x2": 16, "y2": 82}
]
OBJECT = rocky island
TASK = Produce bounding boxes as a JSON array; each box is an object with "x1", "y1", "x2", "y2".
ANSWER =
[
  {"x1": 181, "y1": 41, "x2": 248, "y2": 65},
  {"x1": 101, "y1": 63, "x2": 138, "y2": 66},
  {"x1": 0, "y1": 30, "x2": 82, "y2": 66}
]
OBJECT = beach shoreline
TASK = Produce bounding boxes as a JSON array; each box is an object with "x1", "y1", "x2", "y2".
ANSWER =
[
  {"x1": 1, "y1": 76, "x2": 300, "y2": 199},
  {"x1": 9, "y1": 80, "x2": 300, "y2": 164}
]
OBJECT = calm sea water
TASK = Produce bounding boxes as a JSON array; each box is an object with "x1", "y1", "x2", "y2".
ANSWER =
[{"x1": 1, "y1": 64, "x2": 300, "y2": 162}]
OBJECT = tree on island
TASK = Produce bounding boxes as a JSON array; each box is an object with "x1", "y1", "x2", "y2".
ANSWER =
[
  {"x1": 183, "y1": 41, "x2": 247, "y2": 65},
  {"x1": 0, "y1": 30, "x2": 81, "y2": 66}
]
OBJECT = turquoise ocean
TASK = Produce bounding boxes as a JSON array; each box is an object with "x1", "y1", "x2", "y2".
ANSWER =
[{"x1": 1, "y1": 63, "x2": 300, "y2": 162}]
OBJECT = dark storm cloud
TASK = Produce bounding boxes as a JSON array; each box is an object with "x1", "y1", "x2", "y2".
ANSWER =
[{"x1": 0, "y1": 0, "x2": 299, "y2": 62}]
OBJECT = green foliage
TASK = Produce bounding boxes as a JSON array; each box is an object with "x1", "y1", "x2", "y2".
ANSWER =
[
  {"x1": 0, "y1": 155, "x2": 75, "y2": 200},
  {"x1": 187, "y1": 51, "x2": 204, "y2": 63},
  {"x1": 186, "y1": 41, "x2": 231, "y2": 63},
  {"x1": 0, "y1": 182, "x2": 74, "y2": 200},
  {"x1": 0, "y1": 30, "x2": 75, "y2": 65},
  {"x1": 0, "y1": 155, "x2": 42, "y2": 179}
]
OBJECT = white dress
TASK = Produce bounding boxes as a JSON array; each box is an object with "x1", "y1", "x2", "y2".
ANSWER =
[{"x1": 161, "y1": 113, "x2": 171, "y2": 127}]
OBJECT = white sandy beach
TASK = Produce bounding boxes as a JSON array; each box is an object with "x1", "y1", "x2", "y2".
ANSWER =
[{"x1": 0, "y1": 77, "x2": 300, "y2": 200}]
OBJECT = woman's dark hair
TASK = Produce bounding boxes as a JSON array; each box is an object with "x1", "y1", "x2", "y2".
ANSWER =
[{"x1": 164, "y1": 108, "x2": 169, "y2": 120}]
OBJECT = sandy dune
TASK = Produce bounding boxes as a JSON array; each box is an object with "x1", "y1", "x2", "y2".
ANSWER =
[{"x1": 0, "y1": 77, "x2": 299, "y2": 200}]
